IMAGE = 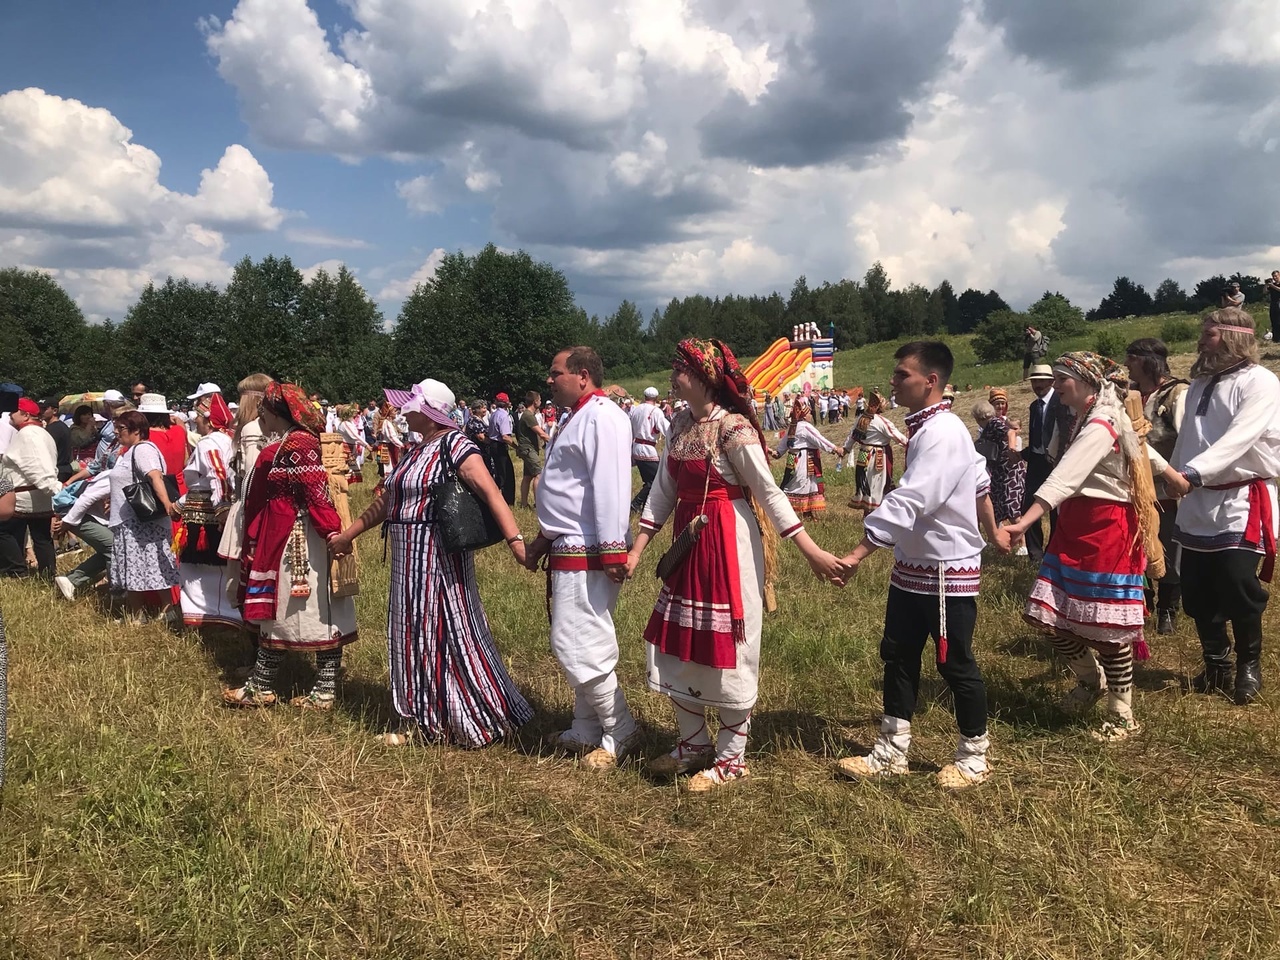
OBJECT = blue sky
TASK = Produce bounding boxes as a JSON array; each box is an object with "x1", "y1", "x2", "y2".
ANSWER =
[{"x1": 2, "y1": 0, "x2": 1278, "y2": 324}]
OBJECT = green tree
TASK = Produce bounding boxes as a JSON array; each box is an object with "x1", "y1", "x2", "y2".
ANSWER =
[
  {"x1": 597, "y1": 300, "x2": 651, "y2": 377},
  {"x1": 954, "y1": 288, "x2": 1009, "y2": 333},
  {"x1": 114, "y1": 278, "x2": 228, "y2": 396},
  {"x1": 391, "y1": 244, "x2": 589, "y2": 398},
  {"x1": 298, "y1": 265, "x2": 386, "y2": 401},
  {"x1": 1151, "y1": 278, "x2": 1189, "y2": 314},
  {"x1": 1026, "y1": 291, "x2": 1085, "y2": 339},
  {"x1": 972, "y1": 309, "x2": 1029, "y2": 363},
  {"x1": 1089, "y1": 276, "x2": 1154, "y2": 320},
  {"x1": 935, "y1": 279, "x2": 960, "y2": 332},
  {"x1": 860, "y1": 262, "x2": 893, "y2": 340},
  {"x1": 813, "y1": 280, "x2": 867, "y2": 348},
  {"x1": 0, "y1": 268, "x2": 89, "y2": 396},
  {"x1": 1191, "y1": 274, "x2": 1229, "y2": 311},
  {"x1": 223, "y1": 255, "x2": 306, "y2": 385}
]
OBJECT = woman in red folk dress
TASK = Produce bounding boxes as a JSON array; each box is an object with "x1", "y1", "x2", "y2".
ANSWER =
[
  {"x1": 626, "y1": 339, "x2": 844, "y2": 792},
  {"x1": 225, "y1": 381, "x2": 358, "y2": 710}
]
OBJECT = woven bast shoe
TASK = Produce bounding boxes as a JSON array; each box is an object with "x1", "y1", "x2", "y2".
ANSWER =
[
  {"x1": 289, "y1": 692, "x2": 336, "y2": 711},
  {"x1": 222, "y1": 683, "x2": 278, "y2": 709},
  {"x1": 1091, "y1": 715, "x2": 1142, "y2": 743},
  {"x1": 936, "y1": 763, "x2": 990, "y2": 790},
  {"x1": 1061, "y1": 681, "x2": 1106, "y2": 716},
  {"x1": 649, "y1": 744, "x2": 715, "y2": 779},
  {"x1": 686, "y1": 762, "x2": 750, "y2": 793}
]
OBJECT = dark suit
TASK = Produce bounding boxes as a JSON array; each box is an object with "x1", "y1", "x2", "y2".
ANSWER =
[{"x1": 1021, "y1": 390, "x2": 1060, "y2": 563}]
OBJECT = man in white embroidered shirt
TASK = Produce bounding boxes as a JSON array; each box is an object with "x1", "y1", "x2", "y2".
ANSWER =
[
  {"x1": 1168, "y1": 308, "x2": 1280, "y2": 705},
  {"x1": 526, "y1": 346, "x2": 638, "y2": 769},
  {"x1": 833, "y1": 341, "x2": 1008, "y2": 790}
]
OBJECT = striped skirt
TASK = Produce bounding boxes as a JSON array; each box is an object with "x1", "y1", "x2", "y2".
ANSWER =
[
  {"x1": 387, "y1": 521, "x2": 532, "y2": 747},
  {"x1": 1024, "y1": 497, "x2": 1146, "y2": 649}
]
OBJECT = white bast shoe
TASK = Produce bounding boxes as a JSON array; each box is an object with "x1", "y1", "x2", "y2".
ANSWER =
[{"x1": 54, "y1": 575, "x2": 75, "y2": 601}]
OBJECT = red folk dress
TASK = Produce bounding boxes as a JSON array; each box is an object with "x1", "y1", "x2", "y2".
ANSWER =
[
  {"x1": 639, "y1": 409, "x2": 804, "y2": 711},
  {"x1": 239, "y1": 429, "x2": 358, "y2": 651}
]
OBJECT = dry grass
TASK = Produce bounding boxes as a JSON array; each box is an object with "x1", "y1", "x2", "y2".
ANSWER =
[{"x1": 5, "y1": 351, "x2": 1280, "y2": 959}]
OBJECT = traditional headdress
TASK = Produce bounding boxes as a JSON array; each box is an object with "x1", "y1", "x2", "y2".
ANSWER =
[
  {"x1": 206, "y1": 392, "x2": 233, "y2": 433},
  {"x1": 988, "y1": 387, "x2": 1007, "y2": 404},
  {"x1": 264, "y1": 381, "x2": 324, "y2": 436},
  {"x1": 1053, "y1": 351, "x2": 1127, "y2": 392},
  {"x1": 673, "y1": 337, "x2": 767, "y2": 450},
  {"x1": 866, "y1": 389, "x2": 885, "y2": 414}
]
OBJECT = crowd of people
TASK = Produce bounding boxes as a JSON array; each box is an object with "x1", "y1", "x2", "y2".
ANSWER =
[{"x1": 0, "y1": 304, "x2": 1276, "y2": 793}]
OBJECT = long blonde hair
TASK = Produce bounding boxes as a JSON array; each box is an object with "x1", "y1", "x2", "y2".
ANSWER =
[{"x1": 234, "y1": 373, "x2": 273, "y2": 437}]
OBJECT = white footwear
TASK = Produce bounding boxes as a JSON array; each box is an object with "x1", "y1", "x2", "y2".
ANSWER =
[
  {"x1": 54, "y1": 575, "x2": 75, "y2": 601},
  {"x1": 1266, "y1": 331, "x2": 1274, "y2": 342}
]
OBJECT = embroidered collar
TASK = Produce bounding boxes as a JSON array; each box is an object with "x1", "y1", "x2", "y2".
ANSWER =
[
  {"x1": 546, "y1": 389, "x2": 605, "y2": 452},
  {"x1": 905, "y1": 399, "x2": 951, "y2": 438}
]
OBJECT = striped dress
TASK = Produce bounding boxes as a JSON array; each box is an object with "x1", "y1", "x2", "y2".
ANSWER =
[{"x1": 383, "y1": 430, "x2": 533, "y2": 747}]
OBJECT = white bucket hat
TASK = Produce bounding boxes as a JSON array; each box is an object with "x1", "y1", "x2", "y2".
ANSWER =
[{"x1": 136, "y1": 393, "x2": 170, "y2": 414}]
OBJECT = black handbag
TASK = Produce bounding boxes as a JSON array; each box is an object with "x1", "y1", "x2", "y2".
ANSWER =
[
  {"x1": 430, "y1": 437, "x2": 505, "y2": 554},
  {"x1": 123, "y1": 441, "x2": 179, "y2": 522}
]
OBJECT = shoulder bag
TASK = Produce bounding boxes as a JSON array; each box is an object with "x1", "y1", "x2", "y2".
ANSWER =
[
  {"x1": 429, "y1": 436, "x2": 505, "y2": 554},
  {"x1": 123, "y1": 442, "x2": 180, "y2": 522}
]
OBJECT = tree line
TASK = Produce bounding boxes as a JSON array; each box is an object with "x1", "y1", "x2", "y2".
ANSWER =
[{"x1": 0, "y1": 247, "x2": 1259, "y2": 402}]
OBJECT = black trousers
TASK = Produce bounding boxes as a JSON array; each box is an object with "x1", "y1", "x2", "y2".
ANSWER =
[
  {"x1": 631, "y1": 459, "x2": 659, "y2": 513},
  {"x1": 489, "y1": 443, "x2": 516, "y2": 505},
  {"x1": 1271, "y1": 304, "x2": 1280, "y2": 342},
  {"x1": 1181, "y1": 548, "x2": 1269, "y2": 626},
  {"x1": 1021, "y1": 452, "x2": 1056, "y2": 563},
  {"x1": 881, "y1": 586, "x2": 988, "y2": 737},
  {"x1": 0, "y1": 515, "x2": 55, "y2": 578}
]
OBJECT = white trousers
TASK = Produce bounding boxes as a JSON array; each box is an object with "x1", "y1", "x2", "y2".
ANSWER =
[{"x1": 550, "y1": 569, "x2": 635, "y2": 751}]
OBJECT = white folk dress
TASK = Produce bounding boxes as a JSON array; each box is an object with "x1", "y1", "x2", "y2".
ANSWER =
[
  {"x1": 640, "y1": 409, "x2": 803, "y2": 710},
  {"x1": 776, "y1": 420, "x2": 837, "y2": 514},
  {"x1": 845, "y1": 413, "x2": 906, "y2": 512},
  {"x1": 179, "y1": 431, "x2": 241, "y2": 628}
]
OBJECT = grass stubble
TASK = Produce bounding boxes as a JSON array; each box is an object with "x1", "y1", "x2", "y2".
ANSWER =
[{"x1": 4, "y1": 350, "x2": 1280, "y2": 958}]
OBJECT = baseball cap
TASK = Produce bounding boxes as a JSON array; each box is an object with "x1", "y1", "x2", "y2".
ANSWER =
[
  {"x1": 187, "y1": 382, "x2": 221, "y2": 401},
  {"x1": 16, "y1": 397, "x2": 40, "y2": 415},
  {"x1": 102, "y1": 389, "x2": 126, "y2": 404},
  {"x1": 495, "y1": 392, "x2": 510, "y2": 403}
]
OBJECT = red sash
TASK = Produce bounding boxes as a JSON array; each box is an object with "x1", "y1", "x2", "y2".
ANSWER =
[{"x1": 1207, "y1": 478, "x2": 1276, "y2": 582}]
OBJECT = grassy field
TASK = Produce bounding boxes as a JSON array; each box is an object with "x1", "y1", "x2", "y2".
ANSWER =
[{"x1": 4, "y1": 341, "x2": 1280, "y2": 958}]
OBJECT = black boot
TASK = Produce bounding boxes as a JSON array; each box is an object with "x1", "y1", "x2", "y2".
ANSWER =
[
  {"x1": 1191, "y1": 620, "x2": 1233, "y2": 694},
  {"x1": 1233, "y1": 618, "x2": 1263, "y2": 706}
]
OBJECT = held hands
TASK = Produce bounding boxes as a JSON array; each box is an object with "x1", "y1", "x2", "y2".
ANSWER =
[
  {"x1": 327, "y1": 531, "x2": 354, "y2": 559},
  {"x1": 997, "y1": 521, "x2": 1023, "y2": 553},
  {"x1": 623, "y1": 550, "x2": 642, "y2": 581},
  {"x1": 1165, "y1": 471, "x2": 1192, "y2": 500},
  {"x1": 806, "y1": 548, "x2": 849, "y2": 587},
  {"x1": 508, "y1": 538, "x2": 527, "y2": 567}
]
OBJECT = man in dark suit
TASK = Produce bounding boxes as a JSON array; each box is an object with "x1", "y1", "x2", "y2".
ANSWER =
[{"x1": 1015, "y1": 364, "x2": 1059, "y2": 563}]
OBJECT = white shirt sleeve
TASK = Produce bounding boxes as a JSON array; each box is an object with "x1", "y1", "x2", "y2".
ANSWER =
[
  {"x1": 863, "y1": 426, "x2": 968, "y2": 549},
  {"x1": 1182, "y1": 374, "x2": 1280, "y2": 485},
  {"x1": 725, "y1": 439, "x2": 804, "y2": 539}
]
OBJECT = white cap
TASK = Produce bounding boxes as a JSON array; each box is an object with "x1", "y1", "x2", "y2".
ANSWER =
[
  {"x1": 102, "y1": 389, "x2": 125, "y2": 404},
  {"x1": 643, "y1": 386, "x2": 659, "y2": 399},
  {"x1": 92, "y1": 413, "x2": 108, "y2": 422},
  {"x1": 228, "y1": 402, "x2": 239, "y2": 410},
  {"x1": 187, "y1": 382, "x2": 221, "y2": 400}
]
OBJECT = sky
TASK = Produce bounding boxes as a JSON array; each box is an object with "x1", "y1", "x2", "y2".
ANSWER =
[{"x1": 2, "y1": 0, "x2": 1279, "y2": 326}]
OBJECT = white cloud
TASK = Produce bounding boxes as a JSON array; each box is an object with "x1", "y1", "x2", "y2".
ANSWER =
[
  {"x1": 198, "y1": 0, "x2": 1280, "y2": 319},
  {"x1": 376, "y1": 248, "x2": 447, "y2": 301},
  {"x1": 397, "y1": 175, "x2": 441, "y2": 216},
  {"x1": 285, "y1": 227, "x2": 373, "y2": 249},
  {"x1": 299, "y1": 258, "x2": 348, "y2": 282},
  {"x1": 0, "y1": 87, "x2": 284, "y2": 318}
]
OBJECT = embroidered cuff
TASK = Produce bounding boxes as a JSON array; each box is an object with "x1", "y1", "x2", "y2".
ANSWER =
[
  {"x1": 600, "y1": 550, "x2": 628, "y2": 566},
  {"x1": 779, "y1": 522, "x2": 803, "y2": 540}
]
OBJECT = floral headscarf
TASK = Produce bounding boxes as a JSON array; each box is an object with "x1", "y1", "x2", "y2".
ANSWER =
[
  {"x1": 264, "y1": 381, "x2": 324, "y2": 436},
  {"x1": 1053, "y1": 351, "x2": 1127, "y2": 392}
]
